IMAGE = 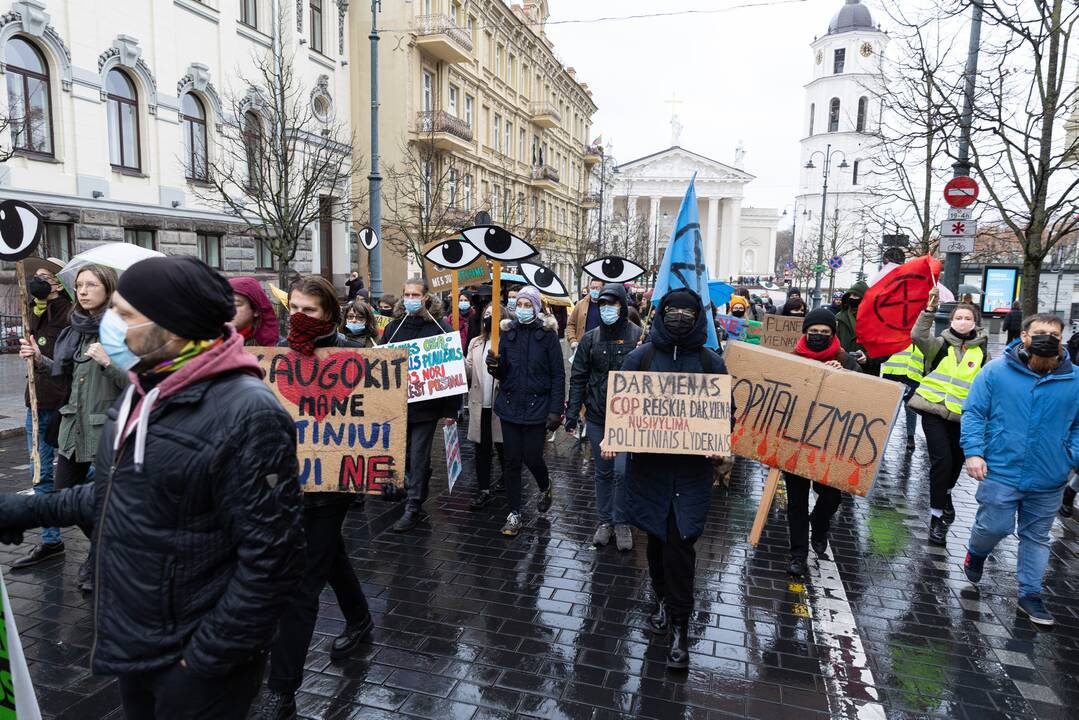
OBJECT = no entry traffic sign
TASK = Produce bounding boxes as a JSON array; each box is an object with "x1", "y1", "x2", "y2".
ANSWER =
[{"x1": 944, "y1": 176, "x2": 979, "y2": 209}]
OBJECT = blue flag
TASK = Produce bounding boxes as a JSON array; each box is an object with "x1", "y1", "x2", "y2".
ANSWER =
[{"x1": 652, "y1": 176, "x2": 719, "y2": 349}]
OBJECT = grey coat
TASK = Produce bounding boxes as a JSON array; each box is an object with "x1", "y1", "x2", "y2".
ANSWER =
[{"x1": 464, "y1": 334, "x2": 502, "y2": 444}]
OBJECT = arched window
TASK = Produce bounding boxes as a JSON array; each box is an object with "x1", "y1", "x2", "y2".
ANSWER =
[
  {"x1": 856, "y1": 96, "x2": 868, "y2": 133},
  {"x1": 106, "y1": 69, "x2": 140, "y2": 170},
  {"x1": 828, "y1": 98, "x2": 840, "y2": 133},
  {"x1": 242, "y1": 111, "x2": 263, "y2": 190},
  {"x1": 808, "y1": 103, "x2": 815, "y2": 136},
  {"x1": 181, "y1": 93, "x2": 208, "y2": 181},
  {"x1": 5, "y1": 37, "x2": 53, "y2": 156}
]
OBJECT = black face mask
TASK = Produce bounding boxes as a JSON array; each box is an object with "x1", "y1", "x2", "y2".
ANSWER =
[
  {"x1": 483, "y1": 317, "x2": 492, "y2": 333},
  {"x1": 1029, "y1": 335, "x2": 1060, "y2": 358},
  {"x1": 664, "y1": 313, "x2": 696, "y2": 337},
  {"x1": 731, "y1": 309, "x2": 745, "y2": 318},
  {"x1": 847, "y1": 299, "x2": 861, "y2": 312},
  {"x1": 806, "y1": 333, "x2": 832, "y2": 352},
  {"x1": 28, "y1": 277, "x2": 53, "y2": 300}
]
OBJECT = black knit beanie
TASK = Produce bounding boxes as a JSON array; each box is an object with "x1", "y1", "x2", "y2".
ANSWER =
[
  {"x1": 661, "y1": 288, "x2": 699, "y2": 312},
  {"x1": 802, "y1": 307, "x2": 837, "y2": 335},
  {"x1": 118, "y1": 256, "x2": 235, "y2": 340}
]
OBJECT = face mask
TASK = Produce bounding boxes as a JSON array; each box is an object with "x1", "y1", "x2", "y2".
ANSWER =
[
  {"x1": 664, "y1": 312, "x2": 695, "y2": 337},
  {"x1": 1029, "y1": 335, "x2": 1060, "y2": 358},
  {"x1": 346, "y1": 322, "x2": 365, "y2": 334},
  {"x1": 791, "y1": 310, "x2": 805, "y2": 317},
  {"x1": 848, "y1": 299, "x2": 861, "y2": 311},
  {"x1": 99, "y1": 309, "x2": 153, "y2": 371},
  {"x1": 590, "y1": 289, "x2": 600, "y2": 300},
  {"x1": 28, "y1": 277, "x2": 52, "y2": 300},
  {"x1": 599, "y1": 305, "x2": 620, "y2": 325},
  {"x1": 507, "y1": 299, "x2": 517, "y2": 312},
  {"x1": 458, "y1": 301, "x2": 471, "y2": 312},
  {"x1": 516, "y1": 307, "x2": 535, "y2": 324},
  {"x1": 806, "y1": 333, "x2": 832, "y2": 352},
  {"x1": 379, "y1": 307, "x2": 391, "y2": 316},
  {"x1": 404, "y1": 298, "x2": 423, "y2": 315},
  {"x1": 950, "y1": 318, "x2": 976, "y2": 335},
  {"x1": 731, "y1": 308, "x2": 745, "y2": 317},
  {"x1": 483, "y1": 316, "x2": 492, "y2": 333}
]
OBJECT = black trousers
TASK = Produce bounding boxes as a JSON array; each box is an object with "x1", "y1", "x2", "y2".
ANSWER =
[
  {"x1": 784, "y1": 474, "x2": 842, "y2": 559},
  {"x1": 118, "y1": 655, "x2": 265, "y2": 720},
  {"x1": 268, "y1": 497, "x2": 370, "y2": 694},
  {"x1": 646, "y1": 512, "x2": 698, "y2": 620},
  {"x1": 500, "y1": 420, "x2": 550, "y2": 514},
  {"x1": 405, "y1": 419, "x2": 439, "y2": 511},
  {"x1": 474, "y1": 409, "x2": 504, "y2": 492},
  {"x1": 55, "y1": 453, "x2": 94, "y2": 541},
  {"x1": 921, "y1": 412, "x2": 964, "y2": 510}
]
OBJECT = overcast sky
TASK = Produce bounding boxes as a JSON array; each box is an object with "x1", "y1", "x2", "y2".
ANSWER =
[{"x1": 544, "y1": 0, "x2": 856, "y2": 218}]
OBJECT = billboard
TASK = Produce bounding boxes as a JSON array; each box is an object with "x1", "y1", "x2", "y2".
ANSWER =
[{"x1": 981, "y1": 266, "x2": 1020, "y2": 315}]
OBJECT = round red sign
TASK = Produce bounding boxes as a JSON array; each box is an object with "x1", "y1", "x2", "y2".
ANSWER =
[{"x1": 944, "y1": 176, "x2": 979, "y2": 208}]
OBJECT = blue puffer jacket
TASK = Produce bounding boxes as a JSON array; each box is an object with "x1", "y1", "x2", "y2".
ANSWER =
[
  {"x1": 622, "y1": 290, "x2": 726, "y2": 541},
  {"x1": 960, "y1": 342, "x2": 1079, "y2": 492},
  {"x1": 490, "y1": 313, "x2": 565, "y2": 425}
]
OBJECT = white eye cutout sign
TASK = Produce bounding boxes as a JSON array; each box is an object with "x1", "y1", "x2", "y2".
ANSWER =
[
  {"x1": 582, "y1": 255, "x2": 645, "y2": 284},
  {"x1": 358, "y1": 226, "x2": 379, "y2": 251},
  {"x1": 0, "y1": 200, "x2": 44, "y2": 262},
  {"x1": 520, "y1": 261, "x2": 570, "y2": 299},
  {"x1": 459, "y1": 225, "x2": 537, "y2": 261}
]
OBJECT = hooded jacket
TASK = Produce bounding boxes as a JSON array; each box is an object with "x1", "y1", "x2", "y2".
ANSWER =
[
  {"x1": 621, "y1": 290, "x2": 727, "y2": 541},
  {"x1": 489, "y1": 313, "x2": 564, "y2": 425},
  {"x1": 18, "y1": 327, "x2": 305, "y2": 676},
  {"x1": 835, "y1": 281, "x2": 869, "y2": 353},
  {"x1": 566, "y1": 283, "x2": 644, "y2": 426},
  {"x1": 380, "y1": 298, "x2": 460, "y2": 423},
  {"x1": 228, "y1": 277, "x2": 280, "y2": 347},
  {"x1": 909, "y1": 310, "x2": 991, "y2": 422},
  {"x1": 960, "y1": 343, "x2": 1079, "y2": 492},
  {"x1": 25, "y1": 293, "x2": 72, "y2": 411}
]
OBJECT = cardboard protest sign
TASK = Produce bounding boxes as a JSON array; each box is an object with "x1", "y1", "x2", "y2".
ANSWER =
[
  {"x1": 374, "y1": 313, "x2": 391, "y2": 338},
  {"x1": 0, "y1": 568, "x2": 41, "y2": 719},
  {"x1": 423, "y1": 239, "x2": 490, "y2": 293},
  {"x1": 716, "y1": 314, "x2": 762, "y2": 344},
  {"x1": 383, "y1": 331, "x2": 468, "y2": 403},
  {"x1": 248, "y1": 347, "x2": 409, "y2": 494},
  {"x1": 725, "y1": 342, "x2": 901, "y2": 496},
  {"x1": 759, "y1": 315, "x2": 803, "y2": 354},
  {"x1": 444, "y1": 422, "x2": 462, "y2": 492},
  {"x1": 603, "y1": 371, "x2": 732, "y2": 456}
]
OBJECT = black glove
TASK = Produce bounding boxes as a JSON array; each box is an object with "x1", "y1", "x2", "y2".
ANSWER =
[
  {"x1": 546, "y1": 413, "x2": 562, "y2": 432},
  {"x1": 564, "y1": 416, "x2": 578, "y2": 434},
  {"x1": 0, "y1": 492, "x2": 35, "y2": 543},
  {"x1": 0, "y1": 530, "x2": 23, "y2": 546},
  {"x1": 485, "y1": 351, "x2": 500, "y2": 372}
]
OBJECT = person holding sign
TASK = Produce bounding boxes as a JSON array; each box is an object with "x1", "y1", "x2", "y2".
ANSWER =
[
  {"x1": 381, "y1": 279, "x2": 459, "y2": 533},
  {"x1": 565, "y1": 283, "x2": 643, "y2": 551},
  {"x1": 783, "y1": 308, "x2": 862, "y2": 579},
  {"x1": 485, "y1": 286, "x2": 564, "y2": 537},
  {"x1": 616, "y1": 288, "x2": 727, "y2": 671},
  {"x1": 910, "y1": 293, "x2": 990, "y2": 546},
  {"x1": 0, "y1": 256, "x2": 305, "y2": 719}
]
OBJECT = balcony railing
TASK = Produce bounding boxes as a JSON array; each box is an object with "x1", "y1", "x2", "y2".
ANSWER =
[
  {"x1": 581, "y1": 191, "x2": 601, "y2": 205},
  {"x1": 529, "y1": 100, "x2": 561, "y2": 122},
  {"x1": 416, "y1": 111, "x2": 473, "y2": 142},
  {"x1": 531, "y1": 165, "x2": 560, "y2": 184},
  {"x1": 412, "y1": 14, "x2": 473, "y2": 52}
]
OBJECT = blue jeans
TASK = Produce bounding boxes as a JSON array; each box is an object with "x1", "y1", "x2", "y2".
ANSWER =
[
  {"x1": 587, "y1": 420, "x2": 626, "y2": 525},
  {"x1": 25, "y1": 407, "x2": 60, "y2": 545},
  {"x1": 967, "y1": 478, "x2": 1062, "y2": 598}
]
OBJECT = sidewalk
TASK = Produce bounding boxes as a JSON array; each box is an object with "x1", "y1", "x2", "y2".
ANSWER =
[{"x1": 0, "y1": 354, "x2": 26, "y2": 439}]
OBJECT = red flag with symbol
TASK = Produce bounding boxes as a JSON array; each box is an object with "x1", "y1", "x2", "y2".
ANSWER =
[{"x1": 856, "y1": 255, "x2": 942, "y2": 358}]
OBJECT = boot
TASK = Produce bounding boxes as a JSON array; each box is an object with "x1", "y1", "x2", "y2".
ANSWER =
[
  {"x1": 666, "y1": 616, "x2": 689, "y2": 671},
  {"x1": 941, "y1": 495, "x2": 956, "y2": 525},
  {"x1": 1060, "y1": 487, "x2": 1077, "y2": 518},
  {"x1": 251, "y1": 690, "x2": 297, "y2": 720},
  {"x1": 392, "y1": 506, "x2": 425, "y2": 533},
  {"x1": 648, "y1": 599, "x2": 669, "y2": 633},
  {"x1": 928, "y1": 515, "x2": 948, "y2": 546},
  {"x1": 330, "y1": 613, "x2": 374, "y2": 661},
  {"x1": 787, "y1": 556, "x2": 808, "y2": 578}
]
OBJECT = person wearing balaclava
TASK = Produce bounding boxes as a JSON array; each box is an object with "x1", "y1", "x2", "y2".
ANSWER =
[
  {"x1": 910, "y1": 289, "x2": 990, "y2": 547},
  {"x1": 959, "y1": 313, "x2": 1079, "y2": 627},
  {"x1": 784, "y1": 308, "x2": 861, "y2": 579},
  {"x1": 728, "y1": 295, "x2": 750, "y2": 319},
  {"x1": 1, "y1": 255, "x2": 305, "y2": 719},
  {"x1": 615, "y1": 288, "x2": 727, "y2": 672}
]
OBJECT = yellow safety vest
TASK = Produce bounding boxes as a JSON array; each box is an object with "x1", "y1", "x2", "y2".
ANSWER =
[
  {"x1": 881, "y1": 344, "x2": 925, "y2": 383},
  {"x1": 915, "y1": 345, "x2": 984, "y2": 415}
]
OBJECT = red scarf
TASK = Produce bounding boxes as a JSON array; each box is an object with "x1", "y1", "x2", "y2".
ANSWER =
[
  {"x1": 286, "y1": 312, "x2": 337, "y2": 356},
  {"x1": 238, "y1": 323, "x2": 256, "y2": 343},
  {"x1": 794, "y1": 335, "x2": 841, "y2": 363}
]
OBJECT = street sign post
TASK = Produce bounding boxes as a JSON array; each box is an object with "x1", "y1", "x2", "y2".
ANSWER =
[
  {"x1": 944, "y1": 176, "x2": 979, "y2": 208},
  {"x1": 940, "y1": 219, "x2": 976, "y2": 237},
  {"x1": 946, "y1": 208, "x2": 973, "y2": 221},
  {"x1": 940, "y1": 237, "x2": 976, "y2": 253},
  {"x1": 827, "y1": 255, "x2": 843, "y2": 271}
]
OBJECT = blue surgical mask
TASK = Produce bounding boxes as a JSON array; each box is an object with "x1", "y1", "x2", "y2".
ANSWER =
[
  {"x1": 515, "y1": 307, "x2": 535, "y2": 324},
  {"x1": 346, "y1": 322, "x2": 365, "y2": 334},
  {"x1": 404, "y1": 298, "x2": 423, "y2": 314},
  {"x1": 458, "y1": 300, "x2": 471, "y2": 312},
  {"x1": 600, "y1": 305, "x2": 620, "y2": 325},
  {"x1": 590, "y1": 289, "x2": 600, "y2": 300},
  {"x1": 98, "y1": 309, "x2": 151, "y2": 371},
  {"x1": 507, "y1": 299, "x2": 517, "y2": 312}
]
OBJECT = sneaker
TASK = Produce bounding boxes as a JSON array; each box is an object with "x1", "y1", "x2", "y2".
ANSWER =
[
  {"x1": 330, "y1": 613, "x2": 374, "y2": 661},
  {"x1": 927, "y1": 515, "x2": 947, "y2": 546},
  {"x1": 469, "y1": 490, "x2": 493, "y2": 511},
  {"x1": 787, "y1": 556, "x2": 807, "y2": 577},
  {"x1": 962, "y1": 551, "x2": 986, "y2": 584},
  {"x1": 810, "y1": 535, "x2": 829, "y2": 558},
  {"x1": 614, "y1": 524, "x2": 634, "y2": 552},
  {"x1": 501, "y1": 512, "x2": 523, "y2": 537},
  {"x1": 10, "y1": 541, "x2": 64, "y2": 570},
  {"x1": 251, "y1": 690, "x2": 297, "y2": 720},
  {"x1": 592, "y1": 523, "x2": 613, "y2": 546},
  {"x1": 1017, "y1": 594, "x2": 1055, "y2": 627},
  {"x1": 942, "y1": 495, "x2": 956, "y2": 525},
  {"x1": 537, "y1": 487, "x2": 553, "y2": 513}
]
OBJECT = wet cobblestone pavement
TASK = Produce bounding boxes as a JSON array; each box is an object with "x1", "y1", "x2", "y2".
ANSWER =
[{"x1": 1, "y1": 408, "x2": 1077, "y2": 719}]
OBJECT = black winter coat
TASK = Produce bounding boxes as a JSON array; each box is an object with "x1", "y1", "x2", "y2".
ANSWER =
[
  {"x1": 380, "y1": 313, "x2": 460, "y2": 423},
  {"x1": 566, "y1": 286, "x2": 644, "y2": 426},
  {"x1": 489, "y1": 314, "x2": 565, "y2": 426},
  {"x1": 622, "y1": 291, "x2": 726, "y2": 541},
  {"x1": 25, "y1": 294, "x2": 72, "y2": 410},
  {"x1": 22, "y1": 348, "x2": 304, "y2": 677}
]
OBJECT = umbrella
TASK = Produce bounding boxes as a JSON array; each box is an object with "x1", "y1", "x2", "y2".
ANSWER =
[
  {"x1": 57, "y1": 243, "x2": 164, "y2": 298},
  {"x1": 958, "y1": 283, "x2": 983, "y2": 296},
  {"x1": 499, "y1": 271, "x2": 527, "y2": 284}
]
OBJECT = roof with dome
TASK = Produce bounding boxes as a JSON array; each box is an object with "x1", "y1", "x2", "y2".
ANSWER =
[{"x1": 827, "y1": 0, "x2": 876, "y2": 35}]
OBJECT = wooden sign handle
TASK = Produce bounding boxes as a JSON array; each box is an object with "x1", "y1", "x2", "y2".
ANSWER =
[
  {"x1": 16, "y1": 261, "x2": 41, "y2": 486},
  {"x1": 748, "y1": 466, "x2": 782, "y2": 546},
  {"x1": 490, "y1": 260, "x2": 502, "y2": 355},
  {"x1": 451, "y1": 269, "x2": 460, "y2": 331}
]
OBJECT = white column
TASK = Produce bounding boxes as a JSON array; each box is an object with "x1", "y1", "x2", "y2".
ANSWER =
[
  {"x1": 627, "y1": 195, "x2": 639, "y2": 249},
  {"x1": 766, "y1": 226, "x2": 777, "y2": 279},
  {"x1": 706, "y1": 196, "x2": 720, "y2": 276},
  {"x1": 649, "y1": 196, "x2": 662, "y2": 264},
  {"x1": 720, "y1": 197, "x2": 742, "y2": 281}
]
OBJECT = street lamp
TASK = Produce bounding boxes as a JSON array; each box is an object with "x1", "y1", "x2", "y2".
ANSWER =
[{"x1": 804, "y1": 143, "x2": 849, "y2": 309}]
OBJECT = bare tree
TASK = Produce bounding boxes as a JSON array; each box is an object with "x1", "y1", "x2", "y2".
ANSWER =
[{"x1": 193, "y1": 44, "x2": 359, "y2": 290}]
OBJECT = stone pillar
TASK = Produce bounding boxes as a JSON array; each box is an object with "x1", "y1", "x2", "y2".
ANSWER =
[
  {"x1": 720, "y1": 197, "x2": 742, "y2": 281},
  {"x1": 766, "y1": 225, "x2": 777, "y2": 280},
  {"x1": 706, "y1": 196, "x2": 720, "y2": 275},
  {"x1": 627, "y1": 195, "x2": 638, "y2": 255},
  {"x1": 649, "y1": 196, "x2": 662, "y2": 266}
]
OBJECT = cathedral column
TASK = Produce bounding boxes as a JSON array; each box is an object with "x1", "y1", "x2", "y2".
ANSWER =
[
  {"x1": 720, "y1": 197, "x2": 742, "y2": 281},
  {"x1": 626, "y1": 195, "x2": 638, "y2": 255},
  {"x1": 649, "y1": 196, "x2": 662, "y2": 266},
  {"x1": 706, "y1": 196, "x2": 719, "y2": 275}
]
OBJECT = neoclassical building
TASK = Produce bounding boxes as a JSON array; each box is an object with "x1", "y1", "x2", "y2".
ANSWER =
[
  {"x1": 609, "y1": 145, "x2": 780, "y2": 282},
  {"x1": 0, "y1": 0, "x2": 353, "y2": 310}
]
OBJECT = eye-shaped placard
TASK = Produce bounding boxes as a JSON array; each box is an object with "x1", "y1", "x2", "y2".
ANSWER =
[
  {"x1": 423, "y1": 237, "x2": 483, "y2": 268},
  {"x1": 582, "y1": 256, "x2": 645, "y2": 284},
  {"x1": 520, "y1": 261, "x2": 569, "y2": 299},
  {"x1": 358, "y1": 226, "x2": 379, "y2": 251},
  {"x1": 0, "y1": 200, "x2": 44, "y2": 262},
  {"x1": 461, "y1": 225, "x2": 536, "y2": 261}
]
